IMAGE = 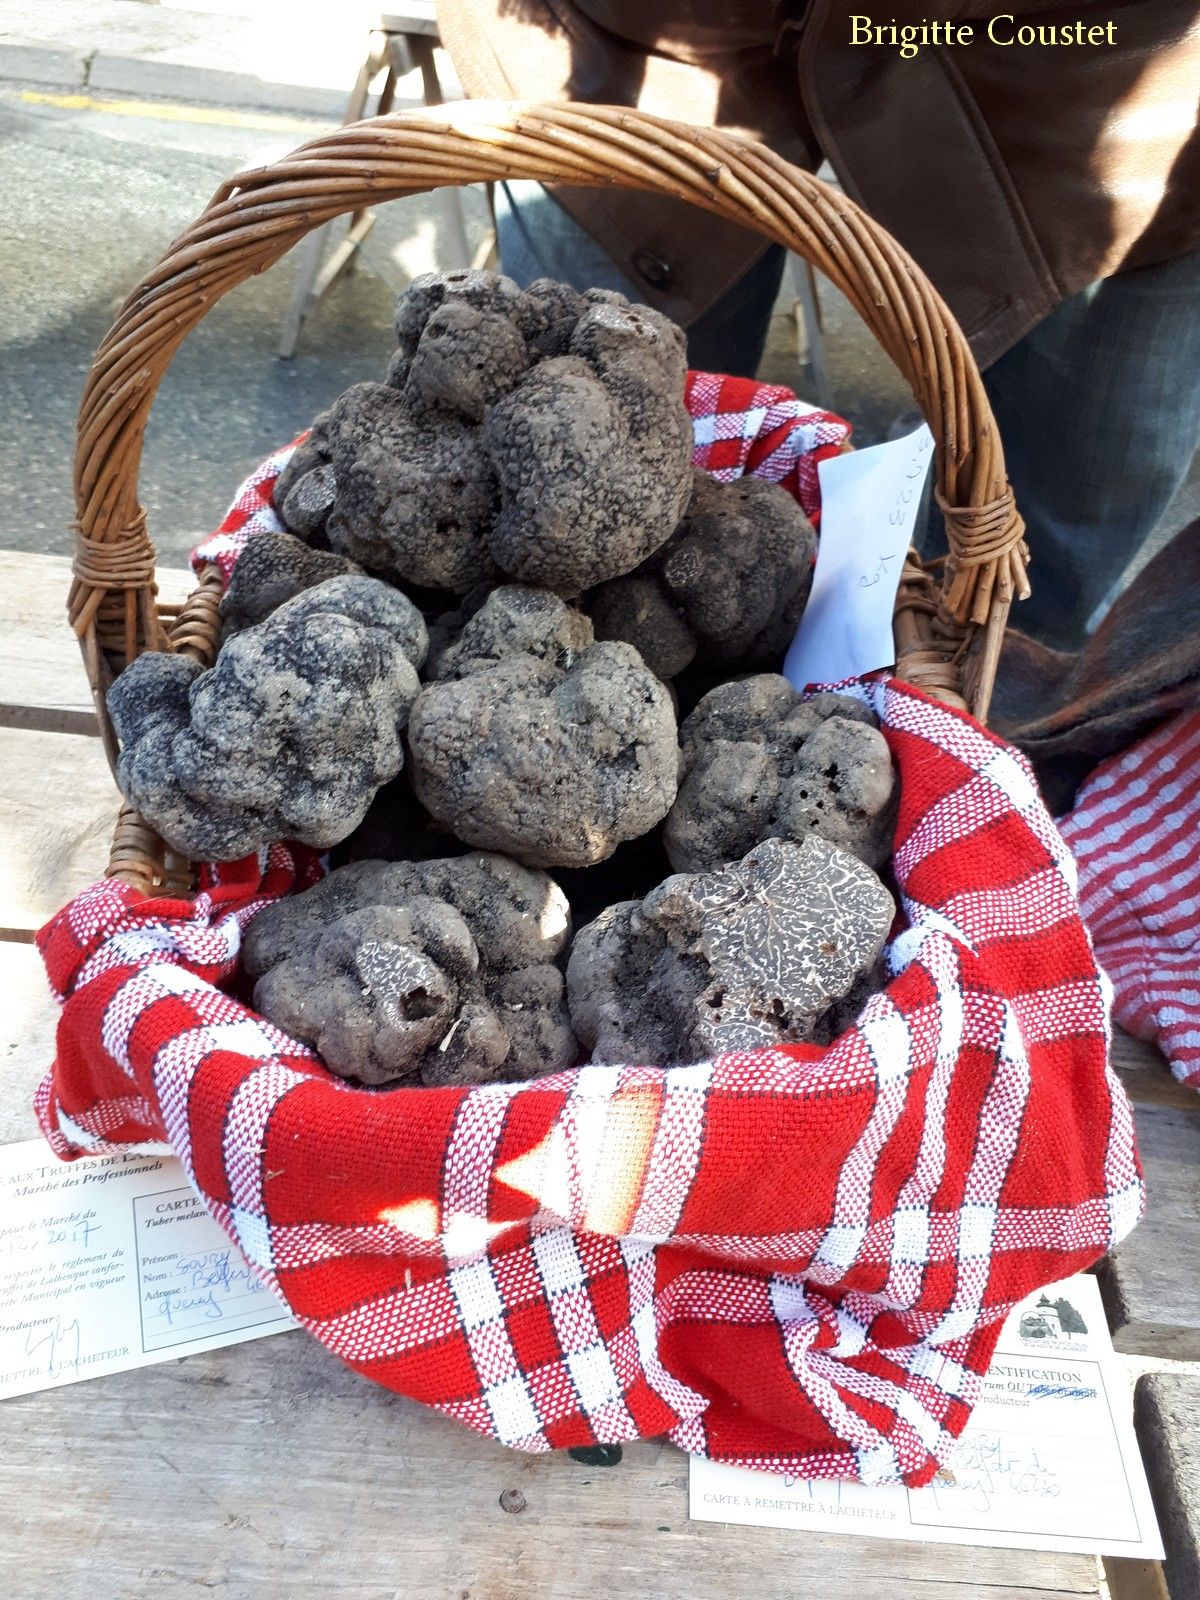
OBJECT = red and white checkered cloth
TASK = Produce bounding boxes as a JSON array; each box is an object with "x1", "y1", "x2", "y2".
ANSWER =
[
  {"x1": 35, "y1": 376, "x2": 1140, "y2": 1487},
  {"x1": 684, "y1": 370, "x2": 849, "y2": 520},
  {"x1": 1060, "y1": 711, "x2": 1200, "y2": 1090}
]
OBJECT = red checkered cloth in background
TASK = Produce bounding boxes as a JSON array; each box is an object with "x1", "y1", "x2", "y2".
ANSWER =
[
  {"x1": 684, "y1": 371, "x2": 848, "y2": 521},
  {"x1": 1060, "y1": 711, "x2": 1200, "y2": 1090},
  {"x1": 35, "y1": 377, "x2": 1139, "y2": 1487}
]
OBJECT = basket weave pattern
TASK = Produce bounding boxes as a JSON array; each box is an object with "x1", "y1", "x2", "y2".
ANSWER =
[
  {"x1": 68, "y1": 102, "x2": 1029, "y2": 890},
  {"x1": 44, "y1": 119, "x2": 1149, "y2": 1487}
]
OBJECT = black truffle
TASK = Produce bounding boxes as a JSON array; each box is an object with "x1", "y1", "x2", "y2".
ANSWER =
[
  {"x1": 219, "y1": 529, "x2": 361, "y2": 635},
  {"x1": 484, "y1": 298, "x2": 693, "y2": 593},
  {"x1": 407, "y1": 587, "x2": 679, "y2": 869},
  {"x1": 664, "y1": 677, "x2": 897, "y2": 872},
  {"x1": 586, "y1": 470, "x2": 817, "y2": 677},
  {"x1": 109, "y1": 576, "x2": 428, "y2": 860},
  {"x1": 243, "y1": 854, "x2": 576, "y2": 1086}
]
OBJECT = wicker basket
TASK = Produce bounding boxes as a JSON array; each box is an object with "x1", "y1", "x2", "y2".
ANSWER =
[{"x1": 68, "y1": 102, "x2": 1028, "y2": 897}]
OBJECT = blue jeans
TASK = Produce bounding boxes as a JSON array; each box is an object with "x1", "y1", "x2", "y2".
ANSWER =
[
  {"x1": 980, "y1": 249, "x2": 1200, "y2": 647},
  {"x1": 495, "y1": 179, "x2": 786, "y2": 379},
  {"x1": 498, "y1": 179, "x2": 1200, "y2": 649}
]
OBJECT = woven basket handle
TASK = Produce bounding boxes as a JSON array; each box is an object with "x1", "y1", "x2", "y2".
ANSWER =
[{"x1": 71, "y1": 101, "x2": 1028, "y2": 746}]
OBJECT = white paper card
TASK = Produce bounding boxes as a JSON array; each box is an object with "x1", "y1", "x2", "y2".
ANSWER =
[
  {"x1": 690, "y1": 1275, "x2": 1163, "y2": 1558},
  {"x1": 784, "y1": 424, "x2": 934, "y2": 690},
  {"x1": 0, "y1": 1140, "x2": 294, "y2": 1400}
]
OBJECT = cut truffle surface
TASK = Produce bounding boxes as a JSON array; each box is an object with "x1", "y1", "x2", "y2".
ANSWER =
[{"x1": 567, "y1": 835, "x2": 894, "y2": 1066}]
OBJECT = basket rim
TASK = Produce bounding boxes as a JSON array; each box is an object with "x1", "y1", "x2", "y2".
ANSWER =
[{"x1": 64, "y1": 99, "x2": 1029, "y2": 894}]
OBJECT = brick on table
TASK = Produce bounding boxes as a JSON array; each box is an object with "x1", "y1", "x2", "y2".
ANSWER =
[{"x1": 1136, "y1": 1374, "x2": 1200, "y2": 1600}]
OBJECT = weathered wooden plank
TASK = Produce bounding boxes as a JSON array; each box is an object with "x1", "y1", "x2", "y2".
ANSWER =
[
  {"x1": 1114, "y1": 1030, "x2": 1168, "y2": 1078},
  {"x1": 1101, "y1": 1032, "x2": 1200, "y2": 1357},
  {"x1": 0, "y1": 551, "x2": 193, "y2": 733},
  {"x1": 0, "y1": 1332, "x2": 1101, "y2": 1599},
  {"x1": 1100, "y1": 1092, "x2": 1200, "y2": 1359},
  {"x1": 1135, "y1": 1374, "x2": 1200, "y2": 1600},
  {"x1": 0, "y1": 942, "x2": 58, "y2": 1144},
  {"x1": 0, "y1": 726, "x2": 119, "y2": 933},
  {"x1": 1113, "y1": 1030, "x2": 1195, "y2": 1113}
]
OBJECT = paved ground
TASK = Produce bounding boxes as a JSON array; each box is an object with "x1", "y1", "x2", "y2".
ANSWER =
[
  {"x1": 0, "y1": 82, "x2": 911, "y2": 567},
  {"x1": 0, "y1": 86, "x2": 486, "y2": 562},
  {"x1": 0, "y1": 0, "x2": 415, "y2": 118}
]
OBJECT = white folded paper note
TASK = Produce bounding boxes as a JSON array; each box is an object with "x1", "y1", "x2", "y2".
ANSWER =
[
  {"x1": 690, "y1": 1274, "x2": 1162, "y2": 1558},
  {"x1": 0, "y1": 1140, "x2": 294, "y2": 1400},
  {"x1": 784, "y1": 423, "x2": 934, "y2": 690}
]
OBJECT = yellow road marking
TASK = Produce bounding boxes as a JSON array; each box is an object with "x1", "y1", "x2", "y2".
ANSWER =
[{"x1": 19, "y1": 89, "x2": 331, "y2": 135}]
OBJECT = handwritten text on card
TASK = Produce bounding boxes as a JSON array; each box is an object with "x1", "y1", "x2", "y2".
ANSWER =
[
  {"x1": 784, "y1": 424, "x2": 934, "y2": 690},
  {"x1": 0, "y1": 1141, "x2": 293, "y2": 1400}
]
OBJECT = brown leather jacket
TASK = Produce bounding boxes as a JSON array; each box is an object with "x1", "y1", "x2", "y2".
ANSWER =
[{"x1": 436, "y1": 1, "x2": 1200, "y2": 365}]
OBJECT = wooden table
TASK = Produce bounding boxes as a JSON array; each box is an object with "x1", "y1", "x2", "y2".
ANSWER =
[{"x1": 0, "y1": 551, "x2": 1194, "y2": 1599}]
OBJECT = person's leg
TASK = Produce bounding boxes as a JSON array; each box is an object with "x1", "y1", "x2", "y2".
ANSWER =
[
  {"x1": 495, "y1": 179, "x2": 641, "y2": 299},
  {"x1": 980, "y1": 249, "x2": 1200, "y2": 649},
  {"x1": 683, "y1": 245, "x2": 786, "y2": 378},
  {"x1": 494, "y1": 178, "x2": 785, "y2": 378}
]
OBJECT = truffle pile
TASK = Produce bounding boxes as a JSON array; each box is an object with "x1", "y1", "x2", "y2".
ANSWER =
[
  {"x1": 109, "y1": 270, "x2": 899, "y2": 1087},
  {"x1": 272, "y1": 270, "x2": 695, "y2": 595}
]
